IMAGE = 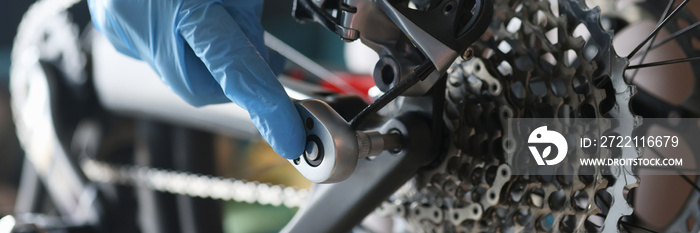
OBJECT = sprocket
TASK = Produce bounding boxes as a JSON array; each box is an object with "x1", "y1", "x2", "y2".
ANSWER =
[{"x1": 383, "y1": 0, "x2": 640, "y2": 232}]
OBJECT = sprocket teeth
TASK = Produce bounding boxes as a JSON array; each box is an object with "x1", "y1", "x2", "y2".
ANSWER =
[{"x1": 394, "y1": 0, "x2": 640, "y2": 232}]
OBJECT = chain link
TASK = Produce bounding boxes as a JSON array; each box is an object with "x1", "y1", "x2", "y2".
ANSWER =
[{"x1": 81, "y1": 159, "x2": 309, "y2": 208}]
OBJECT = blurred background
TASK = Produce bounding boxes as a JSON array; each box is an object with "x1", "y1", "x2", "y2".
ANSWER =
[{"x1": 0, "y1": 0, "x2": 33, "y2": 221}]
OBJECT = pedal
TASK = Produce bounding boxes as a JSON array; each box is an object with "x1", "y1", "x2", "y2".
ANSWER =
[{"x1": 289, "y1": 99, "x2": 401, "y2": 183}]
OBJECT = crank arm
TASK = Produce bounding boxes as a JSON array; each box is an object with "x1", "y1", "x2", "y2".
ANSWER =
[{"x1": 289, "y1": 99, "x2": 402, "y2": 183}]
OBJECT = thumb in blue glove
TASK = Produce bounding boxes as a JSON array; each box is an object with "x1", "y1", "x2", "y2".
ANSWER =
[{"x1": 88, "y1": 0, "x2": 305, "y2": 159}]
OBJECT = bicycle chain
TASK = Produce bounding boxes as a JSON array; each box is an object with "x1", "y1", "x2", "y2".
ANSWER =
[{"x1": 81, "y1": 159, "x2": 309, "y2": 208}]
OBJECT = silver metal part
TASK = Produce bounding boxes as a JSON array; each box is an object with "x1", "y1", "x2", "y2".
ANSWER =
[
  {"x1": 291, "y1": 100, "x2": 406, "y2": 183},
  {"x1": 283, "y1": 114, "x2": 432, "y2": 233},
  {"x1": 461, "y1": 58, "x2": 501, "y2": 96},
  {"x1": 480, "y1": 164, "x2": 510, "y2": 210},
  {"x1": 356, "y1": 131, "x2": 384, "y2": 159},
  {"x1": 290, "y1": 99, "x2": 359, "y2": 183},
  {"x1": 448, "y1": 203, "x2": 483, "y2": 225},
  {"x1": 381, "y1": 132, "x2": 401, "y2": 152},
  {"x1": 339, "y1": 0, "x2": 445, "y2": 96},
  {"x1": 81, "y1": 159, "x2": 308, "y2": 208},
  {"x1": 376, "y1": 200, "x2": 406, "y2": 217},
  {"x1": 374, "y1": 0, "x2": 458, "y2": 74},
  {"x1": 408, "y1": 203, "x2": 443, "y2": 224},
  {"x1": 381, "y1": 1, "x2": 639, "y2": 232},
  {"x1": 461, "y1": 48, "x2": 474, "y2": 61},
  {"x1": 304, "y1": 140, "x2": 320, "y2": 161}
]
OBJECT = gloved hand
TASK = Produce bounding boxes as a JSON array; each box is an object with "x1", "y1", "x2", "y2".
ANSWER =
[{"x1": 87, "y1": 0, "x2": 305, "y2": 159}]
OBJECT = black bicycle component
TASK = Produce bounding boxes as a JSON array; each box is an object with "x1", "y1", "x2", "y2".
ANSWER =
[
  {"x1": 293, "y1": 0, "x2": 492, "y2": 96},
  {"x1": 389, "y1": 0, "x2": 493, "y2": 53},
  {"x1": 323, "y1": 95, "x2": 369, "y2": 122},
  {"x1": 349, "y1": 59, "x2": 436, "y2": 129},
  {"x1": 293, "y1": 0, "x2": 492, "y2": 53},
  {"x1": 292, "y1": 0, "x2": 359, "y2": 41},
  {"x1": 133, "y1": 122, "x2": 224, "y2": 233}
]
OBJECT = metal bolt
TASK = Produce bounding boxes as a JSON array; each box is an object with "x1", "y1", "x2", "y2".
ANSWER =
[
  {"x1": 304, "y1": 140, "x2": 320, "y2": 161},
  {"x1": 461, "y1": 48, "x2": 474, "y2": 61}
]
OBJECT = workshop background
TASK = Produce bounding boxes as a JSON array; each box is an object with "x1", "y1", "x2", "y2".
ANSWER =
[{"x1": 0, "y1": 0, "x2": 32, "y2": 220}]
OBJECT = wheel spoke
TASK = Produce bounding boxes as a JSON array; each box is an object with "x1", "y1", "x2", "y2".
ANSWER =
[
  {"x1": 620, "y1": 223, "x2": 632, "y2": 232},
  {"x1": 598, "y1": 213, "x2": 659, "y2": 233},
  {"x1": 629, "y1": 0, "x2": 677, "y2": 83},
  {"x1": 679, "y1": 174, "x2": 700, "y2": 193},
  {"x1": 626, "y1": 56, "x2": 700, "y2": 69},
  {"x1": 619, "y1": 221, "x2": 659, "y2": 233},
  {"x1": 599, "y1": 212, "x2": 659, "y2": 233},
  {"x1": 631, "y1": 21, "x2": 700, "y2": 59},
  {"x1": 627, "y1": 0, "x2": 690, "y2": 59},
  {"x1": 647, "y1": 146, "x2": 700, "y2": 193}
]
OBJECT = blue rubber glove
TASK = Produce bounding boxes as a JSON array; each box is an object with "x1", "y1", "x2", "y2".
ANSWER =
[{"x1": 87, "y1": 0, "x2": 305, "y2": 159}]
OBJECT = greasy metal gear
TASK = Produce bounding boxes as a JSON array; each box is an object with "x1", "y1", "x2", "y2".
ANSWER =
[{"x1": 381, "y1": 0, "x2": 639, "y2": 232}]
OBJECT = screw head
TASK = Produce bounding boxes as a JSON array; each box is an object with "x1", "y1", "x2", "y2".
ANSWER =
[
  {"x1": 461, "y1": 48, "x2": 474, "y2": 61},
  {"x1": 304, "y1": 140, "x2": 320, "y2": 161}
]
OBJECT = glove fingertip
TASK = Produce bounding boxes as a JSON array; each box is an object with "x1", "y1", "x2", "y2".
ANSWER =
[
  {"x1": 268, "y1": 122, "x2": 306, "y2": 160},
  {"x1": 251, "y1": 101, "x2": 306, "y2": 160}
]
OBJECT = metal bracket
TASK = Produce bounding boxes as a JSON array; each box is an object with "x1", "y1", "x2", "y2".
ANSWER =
[
  {"x1": 292, "y1": 0, "x2": 359, "y2": 41},
  {"x1": 292, "y1": 0, "x2": 493, "y2": 96}
]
